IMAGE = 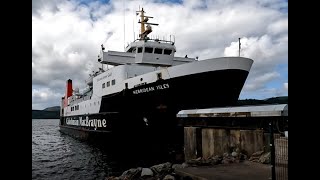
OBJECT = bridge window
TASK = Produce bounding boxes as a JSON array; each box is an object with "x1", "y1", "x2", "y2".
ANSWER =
[
  {"x1": 137, "y1": 47, "x2": 143, "y2": 53},
  {"x1": 154, "y1": 48, "x2": 163, "y2": 54},
  {"x1": 112, "y1": 79, "x2": 116, "y2": 85},
  {"x1": 107, "y1": 81, "x2": 110, "y2": 87},
  {"x1": 127, "y1": 47, "x2": 136, "y2": 53},
  {"x1": 102, "y1": 83, "x2": 105, "y2": 88},
  {"x1": 145, "y1": 47, "x2": 153, "y2": 53},
  {"x1": 157, "y1": 72, "x2": 162, "y2": 80},
  {"x1": 164, "y1": 49, "x2": 172, "y2": 55}
]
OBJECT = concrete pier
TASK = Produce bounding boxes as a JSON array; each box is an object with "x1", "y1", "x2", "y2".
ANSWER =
[
  {"x1": 178, "y1": 104, "x2": 288, "y2": 179},
  {"x1": 175, "y1": 161, "x2": 271, "y2": 180},
  {"x1": 179, "y1": 104, "x2": 288, "y2": 160},
  {"x1": 184, "y1": 127, "x2": 202, "y2": 160},
  {"x1": 184, "y1": 128, "x2": 268, "y2": 159}
]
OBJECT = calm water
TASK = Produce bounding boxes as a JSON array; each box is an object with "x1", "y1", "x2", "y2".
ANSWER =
[
  {"x1": 32, "y1": 119, "x2": 128, "y2": 180},
  {"x1": 32, "y1": 119, "x2": 181, "y2": 180}
]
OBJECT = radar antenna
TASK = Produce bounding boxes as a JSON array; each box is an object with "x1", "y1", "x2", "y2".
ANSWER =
[{"x1": 136, "y1": 7, "x2": 159, "y2": 40}]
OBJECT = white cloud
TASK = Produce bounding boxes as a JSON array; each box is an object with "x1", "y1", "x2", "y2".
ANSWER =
[
  {"x1": 32, "y1": 0, "x2": 288, "y2": 109},
  {"x1": 32, "y1": 0, "x2": 62, "y2": 15},
  {"x1": 32, "y1": 88, "x2": 64, "y2": 110},
  {"x1": 224, "y1": 33, "x2": 287, "y2": 99},
  {"x1": 283, "y1": 82, "x2": 288, "y2": 91},
  {"x1": 243, "y1": 72, "x2": 280, "y2": 91}
]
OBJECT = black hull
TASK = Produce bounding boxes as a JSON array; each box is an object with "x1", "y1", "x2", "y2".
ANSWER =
[
  {"x1": 100, "y1": 69, "x2": 248, "y2": 127},
  {"x1": 60, "y1": 69, "x2": 248, "y2": 143},
  {"x1": 59, "y1": 112, "x2": 184, "y2": 144},
  {"x1": 100, "y1": 69, "x2": 248, "y2": 111}
]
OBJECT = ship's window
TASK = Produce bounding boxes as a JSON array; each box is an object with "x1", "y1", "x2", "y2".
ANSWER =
[
  {"x1": 137, "y1": 47, "x2": 143, "y2": 53},
  {"x1": 164, "y1": 49, "x2": 172, "y2": 55},
  {"x1": 125, "y1": 83, "x2": 128, "y2": 89},
  {"x1": 107, "y1": 81, "x2": 110, "y2": 87},
  {"x1": 145, "y1": 47, "x2": 153, "y2": 53},
  {"x1": 157, "y1": 73, "x2": 162, "y2": 80},
  {"x1": 102, "y1": 83, "x2": 105, "y2": 88},
  {"x1": 154, "y1": 48, "x2": 163, "y2": 54},
  {"x1": 112, "y1": 79, "x2": 116, "y2": 85},
  {"x1": 127, "y1": 47, "x2": 136, "y2": 53}
]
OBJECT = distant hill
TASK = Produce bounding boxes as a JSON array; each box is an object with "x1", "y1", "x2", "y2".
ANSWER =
[
  {"x1": 32, "y1": 96, "x2": 287, "y2": 119},
  {"x1": 32, "y1": 106, "x2": 60, "y2": 119},
  {"x1": 264, "y1": 96, "x2": 288, "y2": 104},
  {"x1": 43, "y1": 106, "x2": 60, "y2": 111},
  {"x1": 237, "y1": 96, "x2": 288, "y2": 106}
]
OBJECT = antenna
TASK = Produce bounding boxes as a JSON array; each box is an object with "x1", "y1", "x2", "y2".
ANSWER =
[
  {"x1": 238, "y1": 38, "x2": 241, "y2": 57},
  {"x1": 136, "y1": 7, "x2": 159, "y2": 40},
  {"x1": 123, "y1": 0, "x2": 126, "y2": 51},
  {"x1": 133, "y1": 12, "x2": 135, "y2": 41}
]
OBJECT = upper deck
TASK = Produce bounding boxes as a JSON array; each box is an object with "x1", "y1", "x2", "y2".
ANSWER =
[{"x1": 97, "y1": 7, "x2": 195, "y2": 67}]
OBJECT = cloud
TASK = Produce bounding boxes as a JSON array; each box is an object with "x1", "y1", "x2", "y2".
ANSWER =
[
  {"x1": 32, "y1": 0, "x2": 62, "y2": 15},
  {"x1": 243, "y1": 72, "x2": 280, "y2": 91},
  {"x1": 32, "y1": 87, "x2": 64, "y2": 110},
  {"x1": 32, "y1": 0, "x2": 288, "y2": 109},
  {"x1": 283, "y1": 82, "x2": 288, "y2": 91},
  {"x1": 224, "y1": 32, "x2": 287, "y2": 99}
]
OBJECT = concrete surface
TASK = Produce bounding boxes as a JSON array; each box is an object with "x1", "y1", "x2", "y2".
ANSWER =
[{"x1": 175, "y1": 161, "x2": 271, "y2": 180}]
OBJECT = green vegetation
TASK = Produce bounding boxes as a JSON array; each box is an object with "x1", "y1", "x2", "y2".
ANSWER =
[
  {"x1": 32, "y1": 96, "x2": 287, "y2": 119},
  {"x1": 32, "y1": 106, "x2": 60, "y2": 119},
  {"x1": 237, "y1": 96, "x2": 288, "y2": 106}
]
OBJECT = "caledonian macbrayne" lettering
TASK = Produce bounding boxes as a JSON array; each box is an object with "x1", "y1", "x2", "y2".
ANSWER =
[
  {"x1": 66, "y1": 117, "x2": 107, "y2": 128},
  {"x1": 133, "y1": 83, "x2": 169, "y2": 94}
]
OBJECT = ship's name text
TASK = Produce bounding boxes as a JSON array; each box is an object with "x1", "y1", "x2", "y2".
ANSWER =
[
  {"x1": 133, "y1": 83, "x2": 169, "y2": 94},
  {"x1": 66, "y1": 117, "x2": 107, "y2": 127},
  {"x1": 97, "y1": 72, "x2": 112, "y2": 82}
]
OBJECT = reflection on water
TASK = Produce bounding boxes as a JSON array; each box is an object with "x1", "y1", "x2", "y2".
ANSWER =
[{"x1": 32, "y1": 119, "x2": 182, "y2": 180}]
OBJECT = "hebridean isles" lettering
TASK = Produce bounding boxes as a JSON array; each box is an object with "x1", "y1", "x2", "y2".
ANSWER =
[{"x1": 133, "y1": 83, "x2": 169, "y2": 94}]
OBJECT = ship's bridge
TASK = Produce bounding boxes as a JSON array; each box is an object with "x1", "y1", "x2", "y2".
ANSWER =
[
  {"x1": 126, "y1": 39, "x2": 176, "y2": 66},
  {"x1": 98, "y1": 38, "x2": 194, "y2": 67},
  {"x1": 97, "y1": 7, "x2": 195, "y2": 67}
]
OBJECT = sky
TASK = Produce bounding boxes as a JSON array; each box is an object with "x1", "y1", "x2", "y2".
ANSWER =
[{"x1": 32, "y1": 0, "x2": 288, "y2": 110}]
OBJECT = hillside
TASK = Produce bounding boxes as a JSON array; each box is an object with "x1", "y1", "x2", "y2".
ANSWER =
[
  {"x1": 32, "y1": 107, "x2": 60, "y2": 119},
  {"x1": 32, "y1": 96, "x2": 287, "y2": 119},
  {"x1": 237, "y1": 96, "x2": 288, "y2": 106},
  {"x1": 43, "y1": 106, "x2": 60, "y2": 111}
]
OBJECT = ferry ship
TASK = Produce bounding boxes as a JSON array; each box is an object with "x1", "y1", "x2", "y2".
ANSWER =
[{"x1": 59, "y1": 8, "x2": 253, "y2": 141}]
